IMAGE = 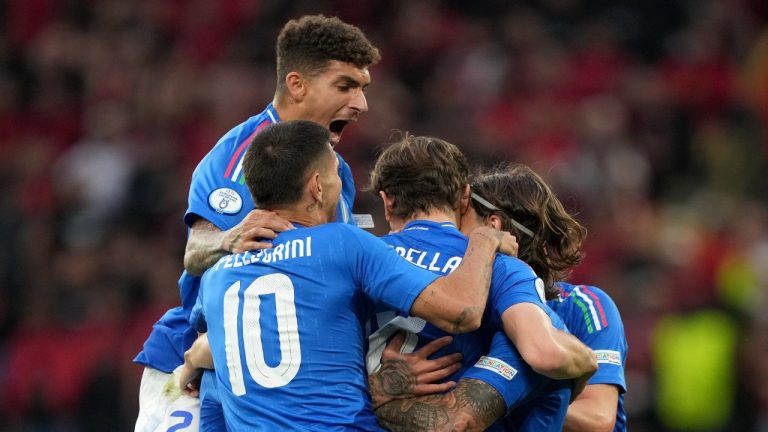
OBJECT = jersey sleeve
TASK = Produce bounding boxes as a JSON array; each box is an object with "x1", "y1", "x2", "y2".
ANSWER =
[
  {"x1": 460, "y1": 331, "x2": 551, "y2": 413},
  {"x1": 190, "y1": 294, "x2": 207, "y2": 333},
  {"x1": 487, "y1": 257, "x2": 548, "y2": 329},
  {"x1": 335, "y1": 153, "x2": 356, "y2": 225},
  {"x1": 561, "y1": 286, "x2": 628, "y2": 393},
  {"x1": 185, "y1": 142, "x2": 254, "y2": 231},
  {"x1": 340, "y1": 225, "x2": 440, "y2": 315}
]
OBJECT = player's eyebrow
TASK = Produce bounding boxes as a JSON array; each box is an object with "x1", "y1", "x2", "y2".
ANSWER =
[{"x1": 334, "y1": 75, "x2": 362, "y2": 87}]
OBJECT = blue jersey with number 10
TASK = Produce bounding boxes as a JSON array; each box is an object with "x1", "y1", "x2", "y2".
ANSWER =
[
  {"x1": 200, "y1": 223, "x2": 441, "y2": 430},
  {"x1": 134, "y1": 104, "x2": 357, "y2": 373}
]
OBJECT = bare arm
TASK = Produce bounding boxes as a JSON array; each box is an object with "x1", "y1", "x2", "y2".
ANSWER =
[
  {"x1": 564, "y1": 384, "x2": 619, "y2": 432},
  {"x1": 375, "y1": 378, "x2": 506, "y2": 432},
  {"x1": 184, "y1": 210, "x2": 294, "y2": 276},
  {"x1": 410, "y1": 227, "x2": 515, "y2": 334},
  {"x1": 501, "y1": 304, "x2": 597, "y2": 380}
]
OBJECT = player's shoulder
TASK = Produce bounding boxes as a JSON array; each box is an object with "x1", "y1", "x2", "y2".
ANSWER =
[
  {"x1": 554, "y1": 282, "x2": 625, "y2": 334},
  {"x1": 492, "y1": 253, "x2": 537, "y2": 278},
  {"x1": 558, "y1": 282, "x2": 618, "y2": 308}
]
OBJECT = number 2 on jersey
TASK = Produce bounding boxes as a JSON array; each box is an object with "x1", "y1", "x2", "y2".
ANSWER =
[{"x1": 223, "y1": 273, "x2": 302, "y2": 395}]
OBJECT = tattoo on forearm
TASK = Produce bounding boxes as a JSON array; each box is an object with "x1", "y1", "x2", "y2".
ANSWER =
[
  {"x1": 377, "y1": 398, "x2": 452, "y2": 431},
  {"x1": 185, "y1": 221, "x2": 229, "y2": 275},
  {"x1": 369, "y1": 359, "x2": 417, "y2": 408},
  {"x1": 375, "y1": 379, "x2": 505, "y2": 432},
  {"x1": 456, "y1": 379, "x2": 506, "y2": 424},
  {"x1": 450, "y1": 307, "x2": 475, "y2": 333}
]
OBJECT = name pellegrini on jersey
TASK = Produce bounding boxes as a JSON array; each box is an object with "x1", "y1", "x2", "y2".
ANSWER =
[
  {"x1": 212, "y1": 237, "x2": 313, "y2": 271},
  {"x1": 392, "y1": 246, "x2": 462, "y2": 275}
]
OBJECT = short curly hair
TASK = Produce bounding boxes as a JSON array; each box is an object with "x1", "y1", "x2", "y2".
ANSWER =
[
  {"x1": 276, "y1": 15, "x2": 380, "y2": 93},
  {"x1": 369, "y1": 133, "x2": 469, "y2": 220}
]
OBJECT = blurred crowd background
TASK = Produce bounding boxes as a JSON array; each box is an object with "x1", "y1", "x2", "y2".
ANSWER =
[{"x1": 1, "y1": 0, "x2": 767, "y2": 430}]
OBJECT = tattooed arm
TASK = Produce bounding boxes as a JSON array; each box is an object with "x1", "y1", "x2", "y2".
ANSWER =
[
  {"x1": 375, "y1": 378, "x2": 506, "y2": 432},
  {"x1": 369, "y1": 332, "x2": 462, "y2": 409},
  {"x1": 184, "y1": 210, "x2": 294, "y2": 276}
]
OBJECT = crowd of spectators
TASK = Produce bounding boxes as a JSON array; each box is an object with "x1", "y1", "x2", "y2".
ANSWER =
[{"x1": 1, "y1": 0, "x2": 767, "y2": 430}]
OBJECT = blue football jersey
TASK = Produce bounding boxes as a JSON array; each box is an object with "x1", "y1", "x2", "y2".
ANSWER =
[
  {"x1": 134, "y1": 104, "x2": 357, "y2": 373},
  {"x1": 200, "y1": 223, "x2": 441, "y2": 430},
  {"x1": 502, "y1": 377, "x2": 571, "y2": 432},
  {"x1": 366, "y1": 220, "x2": 544, "y2": 382},
  {"x1": 548, "y1": 282, "x2": 628, "y2": 432},
  {"x1": 199, "y1": 369, "x2": 225, "y2": 432},
  {"x1": 464, "y1": 315, "x2": 571, "y2": 432}
]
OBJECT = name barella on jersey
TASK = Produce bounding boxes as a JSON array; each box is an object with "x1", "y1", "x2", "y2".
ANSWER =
[
  {"x1": 548, "y1": 282, "x2": 628, "y2": 432},
  {"x1": 200, "y1": 223, "x2": 441, "y2": 431},
  {"x1": 134, "y1": 104, "x2": 357, "y2": 373},
  {"x1": 366, "y1": 220, "x2": 546, "y2": 382}
]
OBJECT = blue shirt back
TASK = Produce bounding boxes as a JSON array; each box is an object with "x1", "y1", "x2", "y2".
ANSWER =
[
  {"x1": 366, "y1": 221, "x2": 544, "y2": 381},
  {"x1": 548, "y1": 282, "x2": 628, "y2": 432},
  {"x1": 133, "y1": 104, "x2": 357, "y2": 372},
  {"x1": 200, "y1": 223, "x2": 440, "y2": 430}
]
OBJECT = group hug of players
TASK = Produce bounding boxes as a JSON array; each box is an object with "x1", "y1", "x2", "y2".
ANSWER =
[{"x1": 132, "y1": 14, "x2": 628, "y2": 432}]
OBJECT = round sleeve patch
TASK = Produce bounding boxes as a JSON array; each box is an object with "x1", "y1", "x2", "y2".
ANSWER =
[{"x1": 208, "y1": 188, "x2": 243, "y2": 214}]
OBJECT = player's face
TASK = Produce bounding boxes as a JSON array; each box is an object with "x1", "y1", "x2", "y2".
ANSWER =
[
  {"x1": 319, "y1": 144, "x2": 342, "y2": 222},
  {"x1": 300, "y1": 61, "x2": 371, "y2": 147}
]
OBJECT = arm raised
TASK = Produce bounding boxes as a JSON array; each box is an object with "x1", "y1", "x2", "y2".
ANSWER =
[{"x1": 410, "y1": 227, "x2": 513, "y2": 334}]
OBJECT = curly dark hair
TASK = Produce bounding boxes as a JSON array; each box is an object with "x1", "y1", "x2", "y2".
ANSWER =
[
  {"x1": 471, "y1": 164, "x2": 586, "y2": 299},
  {"x1": 369, "y1": 133, "x2": 469, "y2": 220},
  {"x1": 276, "y1": 15, "x2": 380, "y2": 93}
]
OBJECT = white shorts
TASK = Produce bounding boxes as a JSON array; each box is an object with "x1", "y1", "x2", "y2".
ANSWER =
[{"x1": 134, "y1": 366, "x2": 201, "y2": 432}]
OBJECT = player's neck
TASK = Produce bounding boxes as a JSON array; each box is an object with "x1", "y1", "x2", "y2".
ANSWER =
[
  {"x1": 457, "y1": 211, "x2": 484, "y2": 236},
  {"x1": 402, "y1": 209, "x2": 459, "y2": 227},
  {"x1": 272, "y1": 95, "x2": 301, "y2": 121},
  {"x1": 271, "y1": 206, "x2": 329, "y2": 229}
]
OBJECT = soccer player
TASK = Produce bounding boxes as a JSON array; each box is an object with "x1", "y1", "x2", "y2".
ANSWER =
[
  {"x1": 196, "y1": 120, "x2": 514, "y2": 430},
  {"x1": 133, "y1": 15, "x2": 381, "y2": 432},
  {"x1": 365, "y1": 135, "x2": 596, "y2": 431},
  {"x1": 470, "y1": 164, "x2": 628, "y2": 431}
]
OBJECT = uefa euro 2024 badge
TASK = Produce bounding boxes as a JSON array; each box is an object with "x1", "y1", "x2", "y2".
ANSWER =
[{"x1": 209, "y1": 188, "x2": 243, "y2": 215}]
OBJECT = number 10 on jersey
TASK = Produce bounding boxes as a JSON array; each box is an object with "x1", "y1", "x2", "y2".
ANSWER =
[{"x1": 223, "y1": 273, "x2": 302, "y2": 394}]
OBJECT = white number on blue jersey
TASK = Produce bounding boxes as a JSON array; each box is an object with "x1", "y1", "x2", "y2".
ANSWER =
[{"x1": 223, "y1": 274, "x2": 302, "y2": 395}]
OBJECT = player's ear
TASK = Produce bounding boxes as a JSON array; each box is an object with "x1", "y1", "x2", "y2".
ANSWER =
[
  {"x1": 285, "y1": 71, "x2": 307, "y2": 102},
  {"x1": 459, "y1": 184, "x2": 471, "y2": 215},
  {"x1": 308, "y1": 171, "x2": 322, "y2": 203},
  {"x1": 379, "y1": 191, "x2": 394, "y2": 222},
  {"x1": 488, "y1": 214, "x2": 503, "y2": 231}
]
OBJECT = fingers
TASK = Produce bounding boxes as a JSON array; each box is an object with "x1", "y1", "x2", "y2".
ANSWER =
[
  {"x1": 382, "y1": 331, "x2": 407, "y2": 359},
  {"x1": 498, "y1": 231, "x2": 519, "y2": 257},
  {"x1": 232, "y1": 240, "x2": 275, "y2": 254},
  {"x1": 415, "y1": 361, "x2": 462, "y2": 385},
  {"x1": 243, "y1": 210, "x2": 295, "y2": 232},
  {"x1": 420, "y1": 352, "x2": 462, "y2": 372},
  {"x1": 413, "y1": 335, "x2": 454, "y2": 358},
  {"x1": 182, "y1": 383, "x2": 200, "y2": 398}
]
